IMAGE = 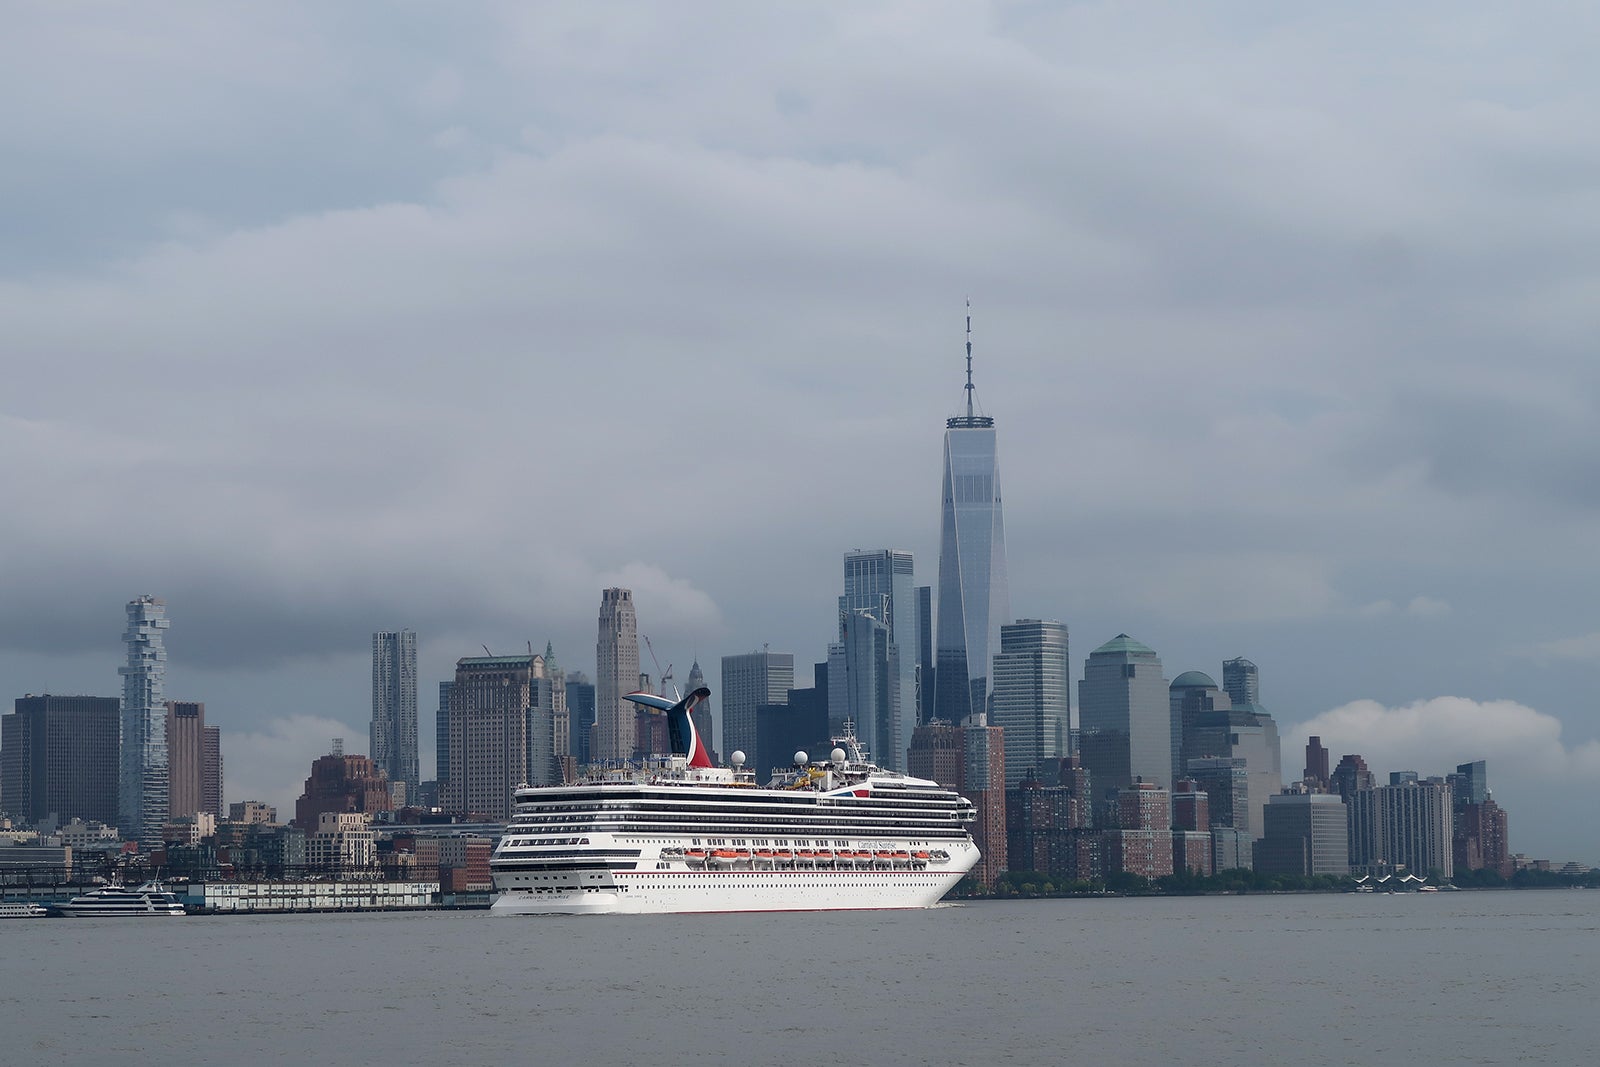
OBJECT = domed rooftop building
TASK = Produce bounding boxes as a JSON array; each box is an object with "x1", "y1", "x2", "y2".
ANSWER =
[{"x1": 1170, "y1": 670, "x2": 1218, "y2": 691}]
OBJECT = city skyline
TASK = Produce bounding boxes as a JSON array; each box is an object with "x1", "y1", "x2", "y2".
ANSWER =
[{"x1": 3, "y1": 6, "x2": 1599, "y2": 863}]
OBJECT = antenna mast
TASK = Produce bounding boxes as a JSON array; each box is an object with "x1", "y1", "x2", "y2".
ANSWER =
[{"x1": 965, "y1": 298, "x2": 975, "y2": 418}]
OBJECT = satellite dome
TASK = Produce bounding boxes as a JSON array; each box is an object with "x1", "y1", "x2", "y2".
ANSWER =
[
  {"x1": 831, "y1": 747, "x2": 847, "y2": 764},
  {"x1": 794, "y1": 750, "x2": 808, "y2": 766},
  {"x1": 730, "y1": 750, "x2": 746, "y2": 767}
]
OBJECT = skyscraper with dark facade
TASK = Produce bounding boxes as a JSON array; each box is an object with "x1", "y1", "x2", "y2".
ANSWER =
[
  {"x1": 436, "y1": 681, "x2": 453, "y2": 785},
  {"x1": 370, "y1": 630, "x2": 419, "y2": 802},
  {"x1": 1254, "y1": 792, "x2": 1349, "y2": 877},
  {"x1": 565, "y1": 672, "x2": 595, "y2": 765},
  {"x1": 1304, "y1": 736, "x2": 1331, "y2": 791},
  {"x1": 595, "y1": 589, "x2": 640, "y2": 762},
  {"x1": 991, "y1": 619, "x2": 1070, "y2": 786},
  {"x1": 934, "y1": 309, "x2": 1009, "y2": 724},
  {"x1": 915, "y1": 585, "x2": 934, "y2": 724},
  {"x1": 2, "y1": 695, "x2": 121, "y2": 826},
  {"x1": 119, "y1": 595, "x2": 170, "y2": 850},
  {"x1": 1079, "y1": 634, "x2": 1171, "y2": 796},
  {"x1": 721, "y1": 650, "x2": 794, "y2": 763}
]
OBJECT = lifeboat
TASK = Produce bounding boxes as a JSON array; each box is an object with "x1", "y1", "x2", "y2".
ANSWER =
[
  {"x1": 797, "y1": 849, "x2": 815, "y2": 858},
  {"x1": 684, "y1": 849, "x2": 706, "y2": 859},
  {"x1": 775, "y1": 850, "x2": 793, "y2": 860},
  {"x1": 709, "y1": 849, "x2": 742, "y2": 867},
  {"x1": 913, "y1": 850, "x2": 930, "y2": 861}
]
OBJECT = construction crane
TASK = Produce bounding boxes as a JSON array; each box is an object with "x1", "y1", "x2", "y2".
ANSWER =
[{"x1": 642, "y1": 636, "x2": 677, "y2": 700}]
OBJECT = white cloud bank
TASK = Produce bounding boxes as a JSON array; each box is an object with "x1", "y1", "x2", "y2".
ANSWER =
[{"x1": 1291, "y1": 696, "x2": 1600, "y2": 863}]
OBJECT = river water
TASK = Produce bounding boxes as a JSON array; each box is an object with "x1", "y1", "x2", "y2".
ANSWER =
[{"x1": 4, "y1": 890, "x2": 1594, "y2": 1065}]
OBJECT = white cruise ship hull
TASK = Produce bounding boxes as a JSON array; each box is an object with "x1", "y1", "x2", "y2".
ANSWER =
[{"x1": 492, "y1": 842, "x2": 978, "y2": 916}]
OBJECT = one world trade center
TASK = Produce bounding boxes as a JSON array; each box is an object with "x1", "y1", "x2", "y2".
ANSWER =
[{"x1": 934, "y1": 306, "x2": 1010, "y2": 723}]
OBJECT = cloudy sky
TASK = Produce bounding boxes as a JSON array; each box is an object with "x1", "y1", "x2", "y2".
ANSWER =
[{"x1": 4, "y1": 2, "x2": 1597, "y2": 862}]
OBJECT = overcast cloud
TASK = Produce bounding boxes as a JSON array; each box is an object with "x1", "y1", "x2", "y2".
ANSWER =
[{"x1": 2, "y1": 3, "x2": 1597, "y2": 861}]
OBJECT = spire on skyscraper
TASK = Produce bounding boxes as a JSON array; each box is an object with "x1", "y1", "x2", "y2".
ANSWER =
[{"x1": 965, "y1": 298, "x2": 975, "y2": 419}]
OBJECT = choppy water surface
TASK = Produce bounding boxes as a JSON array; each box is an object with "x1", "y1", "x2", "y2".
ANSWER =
[{"x1": 4, "y1": 891, "x2": 1594, "y2": 1065}]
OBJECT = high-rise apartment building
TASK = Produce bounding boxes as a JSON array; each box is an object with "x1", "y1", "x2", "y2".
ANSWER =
[
  {"x1": 2, "y1": 695, "x2": 121, "y2": 826},
  {"x1": 1347, "y1": 778, "x2": 1454, "y2": 879},
  {"x1": 934, "y1": 309, "x2": 1010, "y2": 724},
  {"x1": 906, "y1": 715, "x2": 1006, "y2": 887},
  {"x1": 720, "y1": 650, "x2": 794, "y2": 761},
  {"x1": 445, "y1": 654, "x2": 559, "y2": 819},
  {"x1": 962, "y1": 715, "x2": 1007, "y2": 888},
  {"x1": 595, "y1": 589, "x2": 640, "y2": 762},
  {"x1": 371, "y1": 630, "x2": 419, "y2": 800},
  {"x1": 837, "y1": 549, "x2": 918, "y2": 770},
  {"x1": 1078, "y1": 634, "x2": 1171, "y2": 797},
  {"x1": 1103, "y1": 779, "x2": 1174, "y2": 880},
  {"x1": 119, "y1": 595, "x2": 170, "y2": 850},
  {"x1": 991, "y1": 619, "x2": 1070, "y2": 786},
  {"x1": 166, "y1": 701, "x2": 222, "y2": 819}
]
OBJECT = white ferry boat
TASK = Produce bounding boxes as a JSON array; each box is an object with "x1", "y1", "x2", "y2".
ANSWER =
[
  {"x1": 490, "y1": 687, "x2": 979, "y2": 915},
  {"x1": 0, "y1": 902, "x2": 50, "y2": 918},
  {"x1": 55, "y1": 881, "x2": 187, "y2": 917}
]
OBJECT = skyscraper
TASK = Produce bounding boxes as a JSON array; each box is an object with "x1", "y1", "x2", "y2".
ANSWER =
[
  {"x1": 444, "y1": 654, "x2": 557, "y2": 819},
  {"x1": 371, "y1": 630, "x2": 419, "y2": 801},
  {"x1": 436, "y1": 680, "x2": 453, "y2": 785},
  {"x1": 915, "y1": 584, "x2": 934, "y2": 723},
  {"x1": 934, "y1": 307, "x2": 1010, "y2": 723},
  {"x1": 119, "y1": 595, "x2": 170, "y2": 850},
  {"x1": 1078, "y1": 634, "x2": 1171, "y2": 797},
  {"x1": 1254, "y1": 792, "x2": 1350, "y2": 877},
  {"x1": 720, "y1": 650, "x2": 794, "y2": 761},
  {"x1": 595, "y1": 589, "x2": 640, "y2": 762},
  {"x1": 2, "y1": 695, "x2": 120, "y2": 826},
  {"x1": 838, "y1": 549, "x2": 918, "y2": 769},
  {"x1": 827, "y1": 612, "x2": 900, "y2": 768},
  {"x1": 1222, "y1": 657, "x2": 1259, "y2": 707},
  {"x1": 565, "y1": 672, "x2": 595, "y2": 765},
  {"x1": 166, "y1": 701, "x2": 222, "y2": 819},
  {"x1": 991, "y1": 619, "x2": 1070, "y2": 786}
]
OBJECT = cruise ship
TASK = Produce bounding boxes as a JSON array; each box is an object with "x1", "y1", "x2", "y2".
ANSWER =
[
  {"x1": 490, "y1": 687, "x2": 979, "y2": 915},
  {"x1": 55, "y1": 881, "x2": 187, "y2": 917}
]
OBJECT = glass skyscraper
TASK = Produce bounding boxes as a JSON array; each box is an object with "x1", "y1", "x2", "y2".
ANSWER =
[
  {"x1": 371, "y1": 629, "x2": 419, "y2": 801},
  {"x1": 119, "y1": 595, "x2": 170, "y2": 850},
  {"x1": 835, "y1": 549, "x2": 917, "y2": 770},
  {"x1": 934, "y1": 309, "x2": 1009, "y2": 723},
  {"x1": 991, "y1": 619, "x2": 1070, "y2": 786}
]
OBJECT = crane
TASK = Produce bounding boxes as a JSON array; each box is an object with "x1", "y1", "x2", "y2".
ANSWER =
[{"x1": 642, "y1": 635, "x2": 677, "y2": 700}]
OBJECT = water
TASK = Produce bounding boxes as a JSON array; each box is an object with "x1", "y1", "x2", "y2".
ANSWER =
[{"x1": 4, "y1": 891, "x2": 1595, "y2": 1065}]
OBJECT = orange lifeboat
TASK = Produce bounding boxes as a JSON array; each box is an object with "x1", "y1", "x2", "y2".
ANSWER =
[{"x1": 913, "y1": 850, "x2": 930, "y2": 860}]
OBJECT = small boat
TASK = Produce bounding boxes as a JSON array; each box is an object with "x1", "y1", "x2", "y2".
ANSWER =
[{"x1": 55, "y1": 881, "x2": 186, "y2": 917}]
